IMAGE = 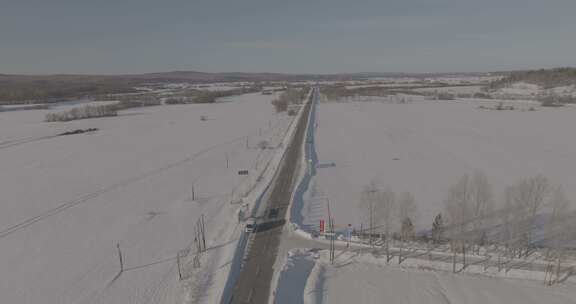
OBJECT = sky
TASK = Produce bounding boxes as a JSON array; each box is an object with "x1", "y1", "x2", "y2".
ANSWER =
[{"x1": 1, "y1": 0, "x2": 575, "y2": 74}]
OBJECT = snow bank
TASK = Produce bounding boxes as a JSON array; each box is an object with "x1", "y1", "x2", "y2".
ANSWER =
[{"x1": 295, "y1": 249, "x2": 576, "y2": 304}]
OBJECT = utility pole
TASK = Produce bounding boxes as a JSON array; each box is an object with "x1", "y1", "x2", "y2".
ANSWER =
[
  {"x1": 331, "y1": 217, "x2": 335, "y2": 264},
  {"x1": 327, "y1": 198, "x2": 335, "y2": 264}
]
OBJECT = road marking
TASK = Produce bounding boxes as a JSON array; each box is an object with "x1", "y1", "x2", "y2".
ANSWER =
[{"x1": 247, "y1": 288, "x2": 254, "y2": 303}]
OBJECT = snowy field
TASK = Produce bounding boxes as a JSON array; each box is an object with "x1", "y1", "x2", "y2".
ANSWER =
[
  {"x1": 0, "y1": 93, "x2": 293, "y2": 303},
  {"x1": 299, "y1": 97, "x2": 576, "y2": 232},
  {"x1": 287, "y1": 250, "x2": 576, "y2": 304}
]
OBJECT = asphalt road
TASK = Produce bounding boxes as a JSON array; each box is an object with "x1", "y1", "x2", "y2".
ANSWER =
[{"x1": 228, "y1": 88, "x2": 315, "y2": 304}]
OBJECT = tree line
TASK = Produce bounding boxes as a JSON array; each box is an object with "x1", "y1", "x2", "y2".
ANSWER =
[
  {"x1": 271, "y1": 87, "x2": 308, "y2": 113},
  {"x1": 45, "y1": 95, "x2": 161, "y2": 122},
  {"x1": 358, "y1": 171, "x2": 574, "y2": 254},
  {"x1": 489, "y1": 68, "x2": 576, "y2": 91},
  {"x1": 165, "y1": 87, "x2": 261, "y2": 105}
]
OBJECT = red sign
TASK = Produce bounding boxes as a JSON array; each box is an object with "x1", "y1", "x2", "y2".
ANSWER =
[{"x1": 319, "y1": 220, "x2": 325, "y2": 233}]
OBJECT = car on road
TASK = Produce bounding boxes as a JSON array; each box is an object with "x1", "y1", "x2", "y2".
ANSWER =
[{"x1": 245, "y1": 218, "x2": 257, "y2": 233}]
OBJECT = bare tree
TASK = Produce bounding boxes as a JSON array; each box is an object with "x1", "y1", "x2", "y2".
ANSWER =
[
  {"x1": 359, "y1": 181, "x2": 380, "y2": 246},
  {"x1": 544, "y1": 186, "x2": 571, "y2": 285},
  {"x1": 398, "y1": 191, "x2": 417, "y2": 225},
  {"x1": 509, "y1": 175, "x2": 551, "y2": 250},
  {"x1": 547, "y1": 186, "x2": 570, "y2": 249},
  {"x1": 470, "y1": 171, "x2": 494, "y2": 251},
  {"x1": 431, "y1": 213, "x2": 444, "y2": 244},
  {"x1": 380, "y1": 187, "x2": 396, "y2": 237},
  {"x1": 359, "y1": 181, "x2": 396, "y2": 255},
  {"x1": 401, "y1": 217, "x2": 415, "y2": 241},
  {"x1": 444, "y1": 174, "x2": 473, "y2": 236}
]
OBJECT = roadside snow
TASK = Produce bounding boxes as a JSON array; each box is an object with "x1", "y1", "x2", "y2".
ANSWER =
[
  {"x1": 0, "y1": 93, "x2": 292, "y2": 304},
  {"x1": 313, "y1": 250, "x2": 576, "y2": 304},
  {"x1": 278, "y1": 249, "x2": 576, "y2": 304}
]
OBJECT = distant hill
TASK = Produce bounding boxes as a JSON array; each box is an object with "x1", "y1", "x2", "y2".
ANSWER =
[
  {"x1": 0, "y1": 71, "x2": 322, "y2": 104},
  {"x1": 0, "y1": 70, "x2": 496, "y2": 104}
]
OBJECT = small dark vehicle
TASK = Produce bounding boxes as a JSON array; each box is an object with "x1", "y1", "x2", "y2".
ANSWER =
[{"x1": 268, "y1": 208, "x2": 280, "y2": 219}]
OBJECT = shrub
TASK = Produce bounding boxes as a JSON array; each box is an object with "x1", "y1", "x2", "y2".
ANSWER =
[
  {"x1": 271, "y1": 88, "x2": 307, "y2": 112},
  {"x1": 45, "y1": 104, "x2": 117, "y2": 122}
]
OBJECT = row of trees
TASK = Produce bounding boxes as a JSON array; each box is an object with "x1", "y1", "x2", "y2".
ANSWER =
[
  {"x1": 488, "y1": 68, "x2": 576, "y2": 90},
  {"x1": 359, "y1": 181, "x2": 418, "y2": 243},
  {"x1": 45, "y1": 97, "x2": 161, "y2": 122},
  {"x1": 357, "y1": 171, "x2": 574, "y2": 253},
  {"x1": 357, "y1": 172, "x2": 574, "y2": 280},
  {"x1": 166, "y1": 87, "x2": 261, "y2": 105},
  {"x1": 271, "y1": 88, "x2": 308, "y2": 113},
  {"x1": 0, "y1": 78, "x2": 138, "y2": 105},
  {"x1": 442, "y1": 172, "x2": 571, "y2": 250},
  {"x1": 45, "y1": 104, "x2": 117, "y2": 122},
  {"x1": 538, "y1": 94, "x2": 576, "y2": 107}
]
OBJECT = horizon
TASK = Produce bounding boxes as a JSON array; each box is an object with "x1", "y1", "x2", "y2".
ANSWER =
[{"x1": 1, "y1": 66, "x2": 572, "y2": 77}]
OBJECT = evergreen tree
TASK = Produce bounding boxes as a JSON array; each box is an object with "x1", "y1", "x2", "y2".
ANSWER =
[{"x1": 431, "y1": 213, "x2": 444, "y2": 243}]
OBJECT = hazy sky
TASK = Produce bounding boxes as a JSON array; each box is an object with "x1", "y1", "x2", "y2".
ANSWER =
[{"x1": 1, "y1": 0, "x2": 575, "y2": 74}]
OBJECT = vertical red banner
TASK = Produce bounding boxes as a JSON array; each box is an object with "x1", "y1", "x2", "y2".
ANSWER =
[{"x1": 320, "y1": 219, "x2": 325, "y2": 233}]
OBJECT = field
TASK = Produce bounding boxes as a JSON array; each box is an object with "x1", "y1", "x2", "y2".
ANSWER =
[
  {"x1": 0, "y1": 92, "x2": 293, "y2": 303},
  {"x1": 298, "y1": 96, "x2": 576, "y2": 232},
  {"x1": 285, "y1": 250, "x2": 576, "y2": 304}
]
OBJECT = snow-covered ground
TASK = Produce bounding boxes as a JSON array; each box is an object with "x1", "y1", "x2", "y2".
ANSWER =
[
  {"x1": 0, "y1": 92, "x2": 294, "y2": 303},
  {"x1": 414, "y1": 85, "x2": 485, "y2": 95},
  {"x1": 298, "y1": 97, "x2": 576, "y2": 232},
  {"x1": 497, "y1": 82, "x2": 541, "y2": 96},
  {"x1": 282, "y1": 249, "x2": 576, "y2": 304}
]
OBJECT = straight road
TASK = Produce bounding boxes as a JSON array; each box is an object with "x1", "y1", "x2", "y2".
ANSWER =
[{"x1": 228, "y1": 88, "x2": 316, "y2": 304}]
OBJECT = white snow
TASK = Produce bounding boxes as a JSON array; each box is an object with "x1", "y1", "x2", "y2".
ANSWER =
[
  {"x1": 492, "y1": 82, "x2": 542, "y2": 98},
  {"x1": 300, "y1": 99, "x2": 576, "y2": 231},
  {"x1": 414, "y1": 85, "x2": 485, "y2": 95},
  {"x1": 0, "y1": 92, "x2": 294, "y2": 303},
  {"x1": 302, "y1": 250, "x2": 576, "y2": 304}
]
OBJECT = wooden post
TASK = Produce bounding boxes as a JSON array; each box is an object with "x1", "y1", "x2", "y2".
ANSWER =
[
  {"x1": 177, "y1": 251, "x2": 183, "y2": 281},
  {"x1": 462, "y1": 241, "x2": 466, "y2": 270},
  {"x1": 452, "y1": 242, "x2": 457, "y2": 273},
  {"x1": 327, "y1": 199, "x2": 334, "y2": 264},
  {"x1": 399, "y1": 240, "x2": 403, "y2": 264},
  {"x1": 117, "y1": 243, "x2": 124, "y2": 274},
  {"x1": 369, "y1": 201, "x2": 373, "y2": 247},
  {"x1": 555, "y1": 252, "x2": 562, "y2": 284},
  {"x1": 201, "y1": 214, "x2": 207, "y2": 252},
  {"x1": 191, "y1": 184, "x2": 195, "y2": 201}
]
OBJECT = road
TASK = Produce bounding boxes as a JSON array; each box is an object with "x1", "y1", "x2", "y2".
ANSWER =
[{"x1": 227, "y1": 88, "x2": 316, "y2": 304}]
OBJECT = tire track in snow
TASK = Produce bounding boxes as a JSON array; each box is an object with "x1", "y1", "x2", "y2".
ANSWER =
[
  {"x1": 0, "y1": 135, "x2": 249, "y2": 239},
  {"x1": 0, "y1": 134, "x2": 59, "y2": 150}
]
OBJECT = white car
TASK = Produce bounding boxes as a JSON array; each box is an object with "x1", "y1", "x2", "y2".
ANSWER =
[{"x1": 245, "y1": 218, "x2": 257, "y2": 233}]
